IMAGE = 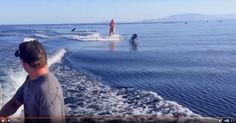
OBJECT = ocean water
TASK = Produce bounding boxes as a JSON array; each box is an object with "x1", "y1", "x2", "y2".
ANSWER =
[{"x1": 0, "y1": 21, "x2": 236, "y2": 117}]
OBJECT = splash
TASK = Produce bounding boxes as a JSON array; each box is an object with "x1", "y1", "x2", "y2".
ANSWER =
[
  {"x1": 53, "y1": 64, "x2": 200, "y2": 117},
  {"x1": 33, "y1": 33, "x2": 49, "y2": 39},
  {"x1": 65, "y1": 32, "x2": 121, "y2": 41},
  {"x1": 48, "y1": 48, "x2": 66, "y2": 66}
]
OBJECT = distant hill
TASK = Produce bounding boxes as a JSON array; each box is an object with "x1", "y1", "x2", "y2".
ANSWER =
[{"x1": 143, "y1": 13, "x2": 236, "y2": 22}]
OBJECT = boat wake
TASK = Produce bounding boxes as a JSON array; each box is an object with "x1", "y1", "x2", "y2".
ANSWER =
[
  {"x1": 65, "y1": 32, "x2": 122, "y2": 41},
  {"x1": 33, "y1": 33, "x2": 49, "y2": 39},
  {"x1": 53, "y1": 63, "x2": 200, "y2": 117},
  {"x1": 2, "y1": 47, "x2": 200, "y2": 118}
]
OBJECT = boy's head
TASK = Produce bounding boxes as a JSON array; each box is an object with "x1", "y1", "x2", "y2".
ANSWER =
[{"x1": 15, "y1": 39, "x2": 47, "y2": 69}]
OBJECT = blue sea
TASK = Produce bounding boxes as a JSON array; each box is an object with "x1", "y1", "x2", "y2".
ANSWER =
[{"x1": 0, "y1": 20, "x2": 236, "y2": 117}]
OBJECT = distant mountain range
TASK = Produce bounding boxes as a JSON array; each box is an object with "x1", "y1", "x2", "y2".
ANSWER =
[{"x1": 143, "y1": 13, "x2": 236, "y2": 22}]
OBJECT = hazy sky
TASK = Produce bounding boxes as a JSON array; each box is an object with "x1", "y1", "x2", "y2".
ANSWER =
[{"x1": 0, "y1": 0, "x2": 236, "y2": 24}]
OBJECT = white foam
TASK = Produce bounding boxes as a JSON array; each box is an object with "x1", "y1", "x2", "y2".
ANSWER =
[
  {"x1": 53, "y1": 65, "x2": 200, "y2": 117},
  {"x1": 66, "y1": 32, "x2": 121, "y2": 41},
  {"x1": 0, "y1": 68, "x2": 27, "y2": 118},
  {"x1": 48, "y1": 48, "x2": 66, "y2": 66},
  {"x1": 34, "y1": 34, "x2": 49, "y2": 39},
  {"x1": 4, "y1": 70, "x2": 27, "y2": 103},
  {"x1": 23, "y1": 38, "x2": 36, "y2": 42}
]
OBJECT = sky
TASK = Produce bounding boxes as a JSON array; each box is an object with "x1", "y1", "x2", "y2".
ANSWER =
[{"x1": 0, "y1": 0, "x2": 236, "y2": 24}]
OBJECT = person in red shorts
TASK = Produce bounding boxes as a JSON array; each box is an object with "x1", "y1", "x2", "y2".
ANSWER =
[{"x1": 109, "y1": 19, "x2": 116, "y2": 36}]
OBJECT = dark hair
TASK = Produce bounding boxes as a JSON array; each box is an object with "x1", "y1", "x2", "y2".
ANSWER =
[
  {"x1": 15, "y1": 40, "x2": 47, "y2": 69},
  {"x1": 131, "y1": 34, "x2": 138, "y2": 41}
]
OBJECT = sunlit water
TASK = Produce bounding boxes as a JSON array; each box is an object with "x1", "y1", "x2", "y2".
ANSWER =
[{"x1": 0, "y1": 21, "x2": 236, "y2": 117}]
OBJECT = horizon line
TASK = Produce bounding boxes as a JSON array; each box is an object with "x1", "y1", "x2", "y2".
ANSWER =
[{"x1": 1, "y1": 13, "x2": 236, "y2": 26}]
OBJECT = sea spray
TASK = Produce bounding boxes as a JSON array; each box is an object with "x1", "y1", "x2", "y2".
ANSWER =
[
  {"x1": 48, "y1": 48, "x2": 66, "y2": 66},
  {"x1": 53, "y1": 64, "x2": 200, "y2": 117},
  {"x1": 65, "y1": 32, "x2": 122, "y2": 41}
]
